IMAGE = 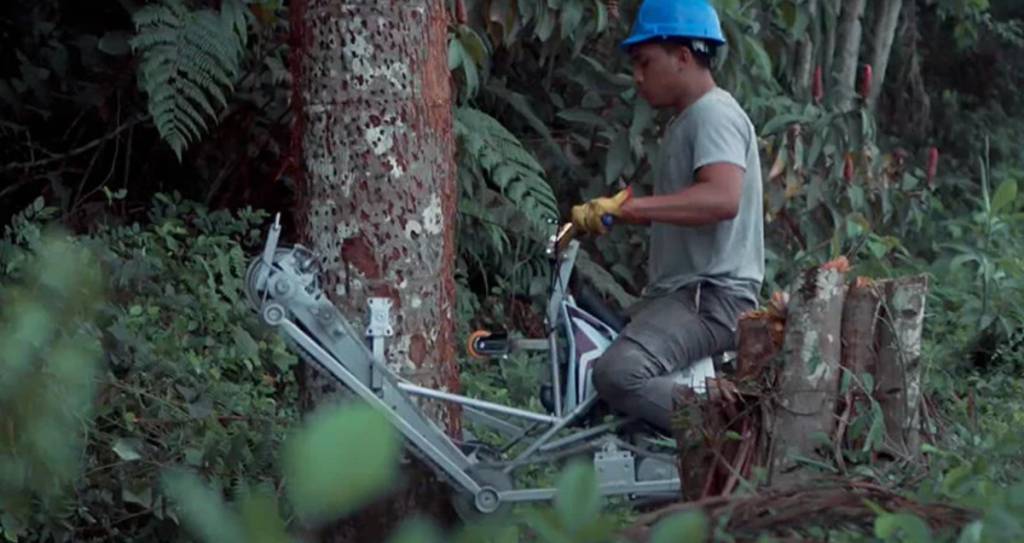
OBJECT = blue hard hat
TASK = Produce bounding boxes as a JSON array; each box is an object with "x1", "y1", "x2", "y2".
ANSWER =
[{"x1": 621, "y1": 0, "x2": 726, "y2": 50}]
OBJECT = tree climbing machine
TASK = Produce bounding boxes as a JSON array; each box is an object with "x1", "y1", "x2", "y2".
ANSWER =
[{"x1": 244, "y1": 215, "x2": 721, "y2": 517}]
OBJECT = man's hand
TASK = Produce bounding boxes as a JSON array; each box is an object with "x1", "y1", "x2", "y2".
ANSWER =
[{"x1": 571, "y1": 187, "x2": 633, "y2": 235}]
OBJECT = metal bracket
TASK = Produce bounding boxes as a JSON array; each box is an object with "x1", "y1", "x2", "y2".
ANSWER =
[
  {"x1": 367, "y1": 297, "x2": 394, "y2": 390},
  {"x1": 594, "y1": 442, "x2": 635, "y2": 487}
]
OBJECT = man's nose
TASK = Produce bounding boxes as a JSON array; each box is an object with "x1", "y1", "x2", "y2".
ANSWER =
[{"x1": 632, "y1": 66, "x2": 643, "y2": 86}]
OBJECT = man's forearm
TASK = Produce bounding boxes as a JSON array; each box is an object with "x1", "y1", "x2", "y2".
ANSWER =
[{"x1": 619, "y1": 179, "x2": 740, "y2": 227}]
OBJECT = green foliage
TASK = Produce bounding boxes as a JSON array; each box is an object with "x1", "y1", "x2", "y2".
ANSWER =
[
  {"x1": 130, "y1": 0, "x2": 250, "y2": 159},
  {"x1": 0, "y1": 232, "x2": 103, "y2": 541},
  {"x1": 455, "y1": 105, "x2": 558, "y2": 299},
  {"x1": 282, "y1": 403, "x2": 400, "y2": 523},
  {"x1": 0, "y1": 196, "x2": 299, "y2": 541}
]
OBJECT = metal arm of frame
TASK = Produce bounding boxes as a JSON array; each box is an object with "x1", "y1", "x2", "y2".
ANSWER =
[{"x1": 248, "y1": 218, "x2": 684, "y2": 510}]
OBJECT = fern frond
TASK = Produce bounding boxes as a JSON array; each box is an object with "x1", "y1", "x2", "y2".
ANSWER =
[
  {"x1": 455, "y1": 106, "x2": 560, "y2": 295},
  {"x1": 455, "y1": 107, "x2": 557, "y2": 225},
  {"x1": 131, "y1": 0, "x2": 248, "y2": 159}
]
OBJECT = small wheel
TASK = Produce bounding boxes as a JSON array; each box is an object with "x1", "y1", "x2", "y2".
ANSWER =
[
  {"x1": 261, "y1": 303, "x2": 286, "y2": 326},
  {"x1": 451, "y1": 467, "x2": 514, "y2": 520},
  {"x1": 466, "y1": 330, "x2": 492, "y2": 359}
]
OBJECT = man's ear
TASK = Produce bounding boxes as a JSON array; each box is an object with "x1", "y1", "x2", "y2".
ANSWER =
[{"x1": 674, "y1": 44, "x2": 694, "y2": 68}]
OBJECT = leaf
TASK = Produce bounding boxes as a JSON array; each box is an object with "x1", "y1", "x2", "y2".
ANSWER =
[
  {"x1": 593, "y1": 0, "x2": 608, "y2": 32},
  {"x1": 557, "y1": 108, "x2": 610, "y2": 129},
  {"x1": 162, "y1": 470, "x2": 247, "y2": 543},
  {"x1": 457, "y1": 25, "x2": 488, "y2": 67},
  {"x1": 992, "y1": 179, "x2": 1018, "y2": 213},
  {"x1": 232, "y1": 325, "x2": 260, "y2": 359},
  {"x1": 98, "y1": 31, "x2": 132, "y2": 56},
  {"x1": 113, "y1": 438, "x2": 143, "y2": 461},
  {"x1": 649, "y1": 511, "x2": 708, "y2": 543},
  {"x1": 385, "y1": 518, "x2": 443, "y2": 543},
  {"x1": 874, "y1": 512, "x2": 932, "y2": 543},
  {"x1": 283, "y1": 403, "x2": 400, "y2": 523},
  {"x1": 743, "y1": 34, "x2": 773, "y2": 79},
  {"x1": 604, "y1": 131, "x2": 631, "y2": 184},
  {"x1": 553, "y1": 461, "x2": 600, "y2": 535},
  {"x1": 560, "y1": 0, "x2": 585, "y2": 39},
  {"x1": 238, "y1": 492, "x2": 290, "y2": 543}
]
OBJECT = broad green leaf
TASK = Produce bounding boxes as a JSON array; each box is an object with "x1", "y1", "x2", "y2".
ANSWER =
[
  {"x1": 448, "y1": 36, "x2": 464, "y2": 70},
  {"x1": 557, "y1": 108, "x2": 611, "y2": 129},
  {"x1": 991, "y1": 179, "x2": 1018, "y2": 213},
  {"x1": 560, "y1": 0, "x2": 585, "y2": 39},
  {"x1": 457, "y1": 25, "x2": 488, "y2": 67},
  {"x1": 874, "y1": 512, "x2": 931, "y2": 543},
  {"x1": 649, "y1": 511, "x2": 708, "y2": 543},
  {"x1": 232, "y1": 325, "x2": 260, "y2": 359},
  {"x1": 98, "y1": 31, "x2": 132, "y2": 55},
  {"x1": 162, "y1": 470, "x2": 247, "y2": 543},
  {"x1": 593, "y1": 0, "x2": 608, "y2": 33},
  {"x1": 238, "y1": 493, "x2": 290, "y2": 543},
  {"x1": 283, "y1": 403, "x2": 400, "y2": 523},
  {"x1": 386, "y1": 518, "x2": 443, "y2": 543},
  {"x1": 604, "y1": 131, "x2": 631, "y2": 184},
  {"x1": 553, "y1": 461, "x2": 600, "y2": 534},
  {"x1": 113, "y1": 438, "x2": 143, "y2": 461}
]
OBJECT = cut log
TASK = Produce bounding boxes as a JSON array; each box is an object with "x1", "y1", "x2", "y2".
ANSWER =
[
  {"x1": 735, "y1": 292, "x2": 787, "y2": 380},
  {"x1": 874, "y1": 274, "x2": 929, "y2": 458},
  {"x1": 769, "y1": 259, "x2": 848, "y2": 481},
  {"x1": 835, "y1": 277, "x2": 883, "y2": 455}
]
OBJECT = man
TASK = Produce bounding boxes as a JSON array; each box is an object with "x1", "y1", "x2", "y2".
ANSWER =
[{"x1": 571, "y1": 0, "x2": 764, "y2": 433}]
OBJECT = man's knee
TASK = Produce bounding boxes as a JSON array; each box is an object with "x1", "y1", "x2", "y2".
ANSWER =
[{"x1": 592, "y1": 339, "x2": 653, "y2": 400}]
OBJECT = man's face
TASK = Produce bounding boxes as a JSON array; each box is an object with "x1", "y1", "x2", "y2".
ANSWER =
[{"x1": 629, "y1": 42, "x2": 686, "y2": 108}]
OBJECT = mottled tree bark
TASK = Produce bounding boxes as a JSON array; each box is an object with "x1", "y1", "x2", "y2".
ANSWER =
[
  {"x1": 794, "y1": 0, "x2": 819, "y2": 101},
  {"x1": 836, "y1": 277, "x2": 882, "y2": 453},
  {"x1": 822, "y1": 0, "x2": 840, "y2": 88},
  {"x1": 289, "y1": 0, "x2": 460, "y2": 540},
  {"x1": 874, "y1": 275, "x2": 928, "y2": 459},
  {"x1": 769, "y1": 263, "x2": 847, "y2": 482},
  {"x1": 868, "y1": 0, "x2": 904, "y2": 109},
  {"x1": 831, "y1": 0, "x2": 867, "y2": 110}
]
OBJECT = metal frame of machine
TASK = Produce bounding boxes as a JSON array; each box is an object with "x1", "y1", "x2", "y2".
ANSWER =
[{"x1": 245, "y1": 216, "x2": 716, "y2": 515}]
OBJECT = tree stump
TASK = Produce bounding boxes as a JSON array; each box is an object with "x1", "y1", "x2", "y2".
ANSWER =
[
  {"x1": 874, "y1": 275, "x2": 929, "y2": 458},
  {"x1": 836, "y1": 277, "x2": 883, "y2": 455},
  {"x1": 769, "y1": 260, "x2": 848, "y2": 482}
]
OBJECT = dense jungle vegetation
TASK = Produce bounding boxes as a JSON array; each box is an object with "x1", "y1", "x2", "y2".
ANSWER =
[{"x1": 2, "y1": 0, "x2": 1024, "y2": 541}]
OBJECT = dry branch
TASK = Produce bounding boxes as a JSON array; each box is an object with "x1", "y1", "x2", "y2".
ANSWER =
[{"x1": 620, "y1": 479, "x2": 975, "y2": 543}]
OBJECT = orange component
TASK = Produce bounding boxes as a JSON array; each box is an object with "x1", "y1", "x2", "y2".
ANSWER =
[{"x1": 466, "y1": 330, "x2": 491, "y2": 359}]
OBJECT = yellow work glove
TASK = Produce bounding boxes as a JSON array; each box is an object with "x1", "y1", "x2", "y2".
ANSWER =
[{"x1": 570, "y1": 187, "x2": 633, "y2": 235}]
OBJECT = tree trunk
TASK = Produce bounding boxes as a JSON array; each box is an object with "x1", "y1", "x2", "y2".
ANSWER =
[
  {"x1": 794, "y1": 0, "x2": 819, "y2": 101},
  {"x1": 886, "y1": 0, "x2": 931, "y2": 140},
  {"x1": 822, "y1": 0, "x2": 840, "y2": 89},
  {"x1": 769, "y1": 261, "x2": 847, "y2": 482},
  {"x1": 874, "y1": 275, "x2": 928, "y2": 459},
  {"x1": 835, "y1": 277, "x2": 882, "y2": 453},
  {"x1": 868, "y1": 0, "x2": 904, "y2": 109},
  {"x1": 831, "y1": 0, "x2": 867, "y2": 110},
  {"x1": 290, "y1": 0, "x2": 460, "y2": 540}
]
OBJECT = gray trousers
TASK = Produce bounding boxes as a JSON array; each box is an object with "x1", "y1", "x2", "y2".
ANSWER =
[{"x1": 592, "y1": 283, "x2": 754, "y2": 432}]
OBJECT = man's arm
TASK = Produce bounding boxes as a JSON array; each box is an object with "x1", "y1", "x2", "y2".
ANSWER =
[{"x1": 617, "y1": 162, "x2": 744, "y2": 226}]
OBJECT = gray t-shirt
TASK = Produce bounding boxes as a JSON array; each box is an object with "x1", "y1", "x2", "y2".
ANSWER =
[{"x1": 644, "y1": 87, "x2": 764, "y2": 304}]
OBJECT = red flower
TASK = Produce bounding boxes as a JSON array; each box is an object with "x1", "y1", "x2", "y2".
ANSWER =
[
  {"x1": 926, "y1": 147, "x2": 939, "y2": 188},
  {"x1": 843, "y1": 154, "x2": 855, "y2": 183},
  {"x1": 812, "y1": 65, "x2": 824, "y2": 104},
  {"x1": 860, "y1": 64, "x2": 873, "y2": 101}
]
